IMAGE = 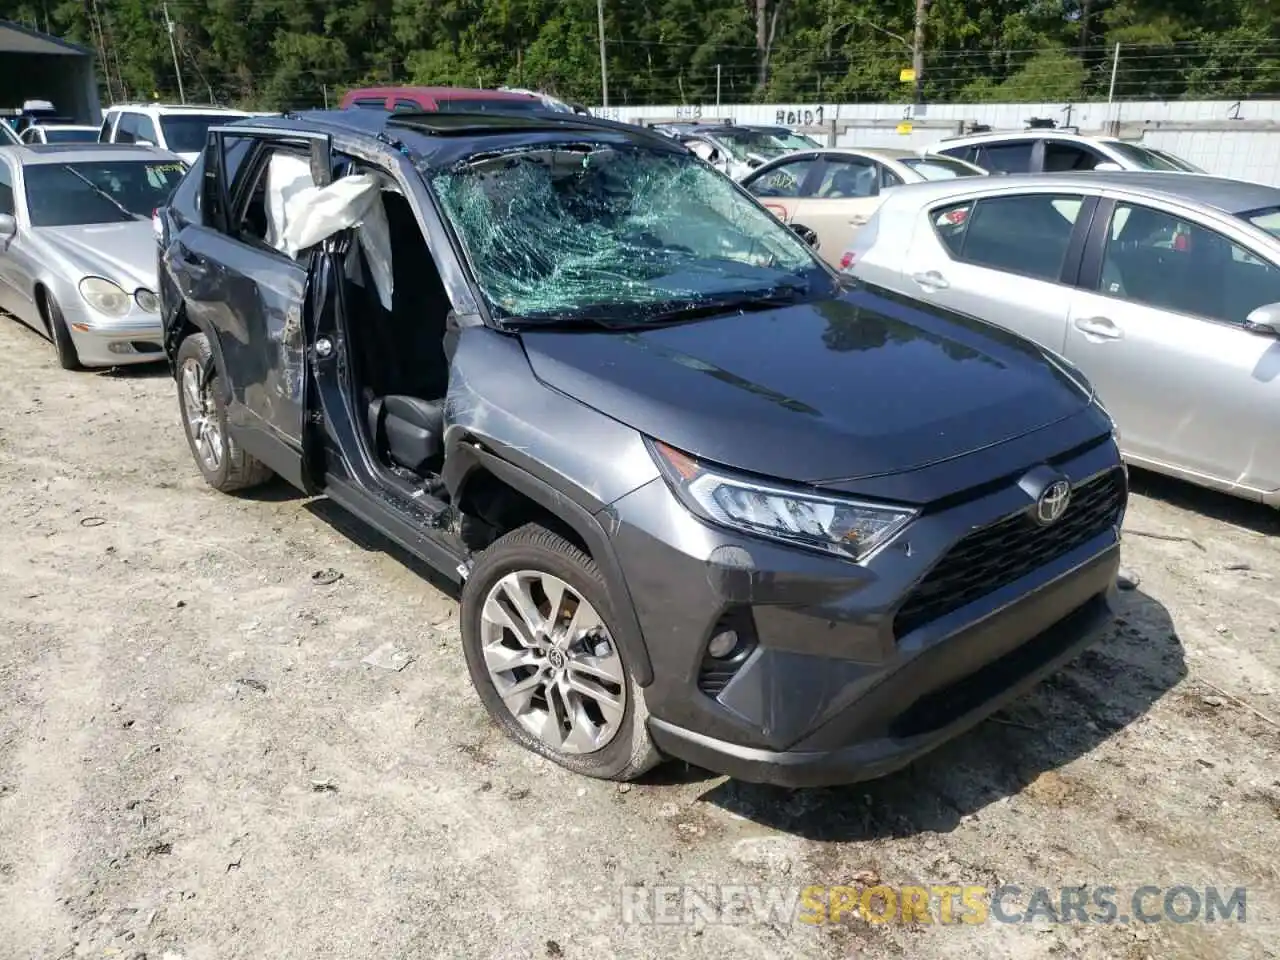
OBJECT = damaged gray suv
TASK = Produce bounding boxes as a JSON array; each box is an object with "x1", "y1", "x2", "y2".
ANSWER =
[{"x1": 157, "y1": 109, "x2": 1127, "y2": 787}]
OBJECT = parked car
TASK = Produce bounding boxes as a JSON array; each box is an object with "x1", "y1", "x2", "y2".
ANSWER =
[
  {"x1": 674, "y1": 124, "x2": 798, "y2": 179},
  {"x1": 7, "y1": 98, "x2": 61, "y2": 137},
  {"x1": 99, "y1": 104, "x2": 255, "y2": 164},
  {"x1": 157, "y1": 108, "x2": 1125, "y2": 787},
  {"x1": 340, "y1": 86, "x2": 544, "y2": 114},
  {"x1": 21, "y1": 123, "x2": 100, "y2": 145},
  {"x1": 845, "y1": 171, "x2": 1280, "y2": 505},
  {"x1": 0, "y1": 143, "x2": 186, "y2": 368},
  {"x1": 741, "y1": 147, "x2": 988, "y2": 264},
  {"x1": 924, "y1": 129, "x2": 1202, "y2": 175}
]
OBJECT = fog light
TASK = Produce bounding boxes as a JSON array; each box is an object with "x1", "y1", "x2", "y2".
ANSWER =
[
  {"x1": 706, "y1": 629, "x2": 739, "y2": 659},
  {"x1": 107, "y1": 342, "x2": 137, "y2": 355}
]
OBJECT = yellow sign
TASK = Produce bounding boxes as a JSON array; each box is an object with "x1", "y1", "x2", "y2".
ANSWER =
[
  {"x1": 896, "y1": 121, "x2": 913, "y2": 135},
  {"x1": 899, "y1": 68, "x2": 916, "y2": 83}
]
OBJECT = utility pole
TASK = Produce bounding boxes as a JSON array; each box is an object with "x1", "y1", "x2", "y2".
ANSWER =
[
  {"x1": 596, "y1": 0, "x2": 609, "y2": 108},
  {"x1": 162, "y1": 2, "x2": 186, "y2": 104},
  {"x1": 716, "y1": 64, "x2": 722, "y2": 108},
  {"x1": 911, "y1": 0, "x2": 928, "y2": 110}
]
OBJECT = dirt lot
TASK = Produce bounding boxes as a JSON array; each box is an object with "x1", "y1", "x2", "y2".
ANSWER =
[{"x1": 0, "y1": 318, "x2": 1277, "y2": 960}]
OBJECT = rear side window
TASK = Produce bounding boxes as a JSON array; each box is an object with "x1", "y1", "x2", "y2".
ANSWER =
[
  {"x1": 98, "y1": 114, "x2": 115, "y2": 142},
  {"x1": 1043, "y1": 141, "x2": 1102, "y2": 172},
  {"x1": 938, "y1": 145, "x2": 976, "y2": 164},
  {"x1": 393, "y1": 99, "x2": 420, "y2": 112},
  {"x1": 932, "y1": 194, "x2": 1084, "y2": 282},
  {"x1": 976, "y1": 141, "x2": 1034, "y2": 173}
]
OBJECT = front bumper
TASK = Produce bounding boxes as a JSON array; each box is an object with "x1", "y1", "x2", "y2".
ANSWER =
[
  {"x1": 607, "y1": 421, "x2": 1125, "y2": 787},
  {"x1": 648, "y1": 555, "x2": 1117, "y2": 787},
  {"x1": 63, "y1": 301, "x2": 165, "y2": 367}
]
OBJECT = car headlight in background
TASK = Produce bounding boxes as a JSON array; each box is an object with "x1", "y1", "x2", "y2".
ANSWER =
[
  {"x1": 78, "y1": 277, "x2": 131, "y2": 317},
  {"x1": 649, "y1": 440, "x2": 917, "y2": 561},
  {"x1": 134, "y1": 288, "x2": 159, "y2": 313}
]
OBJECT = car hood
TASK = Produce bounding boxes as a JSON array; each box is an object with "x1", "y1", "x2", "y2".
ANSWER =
[
  {"x1": 520, "y1": 287, "x2": 1093, "y2": 485},
  {"x1": 36, "y1": 221, "x2": 158, "y2": 291}
]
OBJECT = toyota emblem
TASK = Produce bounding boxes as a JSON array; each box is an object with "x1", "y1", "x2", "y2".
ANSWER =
[{"x1": 1035, "y1": 480, "x2": 1072, "y2": 526}]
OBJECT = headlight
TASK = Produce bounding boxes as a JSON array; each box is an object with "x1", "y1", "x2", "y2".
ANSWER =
[
  {"x1": 78, "y1": 277, "x2": 131, "y2": 317},
  {"x1": 135, "y1": 288, "x2": 159, "y2": 313},
  {"x1": 649, "y1": 440, "x2": 917, "y2": 561}
]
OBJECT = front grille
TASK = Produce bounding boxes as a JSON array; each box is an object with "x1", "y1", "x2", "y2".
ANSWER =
[{"x1": 893, "y1": 469, "x2": 1125, "y2": 639}]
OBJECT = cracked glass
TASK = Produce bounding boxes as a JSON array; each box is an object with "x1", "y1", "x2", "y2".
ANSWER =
[{"x1": 430, "y1": 143, "x2": 829, "y2": 322}]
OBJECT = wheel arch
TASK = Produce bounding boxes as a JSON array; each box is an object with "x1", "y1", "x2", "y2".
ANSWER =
[{"x1": 447, "y1": 442, "x2": 655, "y2": 687}]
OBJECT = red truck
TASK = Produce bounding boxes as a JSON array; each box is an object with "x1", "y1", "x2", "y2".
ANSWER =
[{"x1": 339, "y1": 86, "x2": 545, "y2": 113}]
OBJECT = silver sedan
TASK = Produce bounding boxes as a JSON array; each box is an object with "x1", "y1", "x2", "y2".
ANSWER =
[
  {"x1": 847, "y1": 171, "x2": 1280, "y2": 506},
  {"x1": 0, "y1": 143, "x2": 186, "y2": 368}
]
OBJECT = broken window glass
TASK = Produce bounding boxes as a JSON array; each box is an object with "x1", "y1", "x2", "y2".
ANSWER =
[{"x1": 430, "y1": 143, "x2": 827, "y2": 320}]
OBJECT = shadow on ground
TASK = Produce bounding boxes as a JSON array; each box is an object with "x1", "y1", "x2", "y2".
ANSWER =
[
  {"x1": 687, "y1": 587, "x2": 1184, "y2": 841},
  {"x1": 303, "y1": 497, "x2": 463, "y2": 601},
  {"x1": 1127, "y1": 466, "x2": 1280, "y2": 537}
]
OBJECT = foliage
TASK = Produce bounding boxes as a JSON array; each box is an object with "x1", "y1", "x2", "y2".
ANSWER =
[{"x1": 1, "y1": 0, "x2": 1277, "y2": 109}]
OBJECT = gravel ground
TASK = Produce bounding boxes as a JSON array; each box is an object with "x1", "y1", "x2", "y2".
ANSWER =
[{"x1": 1, "y1": 317, "x2": 1277, "y2": 960}]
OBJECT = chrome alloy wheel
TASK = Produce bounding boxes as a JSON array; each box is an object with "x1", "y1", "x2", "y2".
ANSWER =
[
  {"x1": 479, "y1": 570, "x2": 626, "y2": 754},
  {"x1": 180, "y1": 358, "x2": 222, "y2": 472}
]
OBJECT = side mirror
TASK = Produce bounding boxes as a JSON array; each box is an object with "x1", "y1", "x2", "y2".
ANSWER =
[
  {"x1": 1093, "y1": 161, "x2": 1124, "y2": 172},
  {"x1": 792, "y1": 224, "x2": 819, "y2": 248},
  {"x1": 1245, "y1": 303, "x2": 1280, "y2": 336},
  {"x1": 0, "y1": 213, "x2": 16, "y2": 238}
]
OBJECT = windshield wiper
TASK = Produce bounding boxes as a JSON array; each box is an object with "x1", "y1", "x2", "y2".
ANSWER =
[
  {"x1": 506, "y1": 283, "x2": 811, "y2": 332},
  {"x1": 61, "y1": 166, "x2": 144, "y2": 222}
]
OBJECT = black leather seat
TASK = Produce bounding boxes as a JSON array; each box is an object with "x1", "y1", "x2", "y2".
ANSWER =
[{"x1": 366, "y1": 395, "x2": 445, "y2": 474}]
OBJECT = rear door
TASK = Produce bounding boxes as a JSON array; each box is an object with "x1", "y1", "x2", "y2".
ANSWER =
[
  {"x1": 902, "y1": 190, "x2": 1095, "y2": 352},
  {"x1": 1065, "y1": 197, "x2": 1280, "y2": 494},
  {"x1": 792, "y1": 154, "x2": 888, "y2": 264},
  {"x1": 167, "y1": 126, "x2": 331, "y2": 489}
]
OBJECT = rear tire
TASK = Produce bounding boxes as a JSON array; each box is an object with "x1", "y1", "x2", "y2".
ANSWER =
[
  {"x1": 460, "y1": 523, "x2": 661, "y2": 782},
  {"x1": 175, "y1": 332, "x2": 273, "y2": 493},
  {"x1": 44, "y1": 293, "x2": 82, "y2": 371}
]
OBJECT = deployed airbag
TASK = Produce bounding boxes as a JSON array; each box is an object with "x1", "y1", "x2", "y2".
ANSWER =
[{"x1": 265, "y1": 152, "x2": 394, "y2": 310}]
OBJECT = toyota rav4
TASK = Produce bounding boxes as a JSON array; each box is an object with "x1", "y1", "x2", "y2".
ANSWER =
[{"x1": 156, "y1": 109, "x2": 1127, "y2": 787}]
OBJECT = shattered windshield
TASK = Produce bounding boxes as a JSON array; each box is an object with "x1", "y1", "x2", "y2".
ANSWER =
[{"x1": 431, "y1": 142, "x2": 829, "y2": 322}]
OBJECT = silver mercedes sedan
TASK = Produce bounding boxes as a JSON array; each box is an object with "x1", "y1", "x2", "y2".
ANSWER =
[
  {"x1": 0, "y1": 143, "x2": 186, "y2": 368},
  {"x1": 846, "y1": 171, "x2": 1280, "y2": 507}
]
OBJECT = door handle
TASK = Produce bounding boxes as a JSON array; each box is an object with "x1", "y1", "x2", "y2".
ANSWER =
[
  {"x1": 850, "y1": 215, "x2": 868, "y2": 225},
  {"x1": 1073, "y1": 315, "x2": 1123, "y2": 340},
  {"x1": 911, "y1": 270, "x2": 949, "y2": 290}
]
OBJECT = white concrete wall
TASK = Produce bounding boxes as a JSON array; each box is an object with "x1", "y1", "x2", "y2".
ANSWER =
[{"x1": 596, "y1": 100, "x2": 1280, "y2": 186}]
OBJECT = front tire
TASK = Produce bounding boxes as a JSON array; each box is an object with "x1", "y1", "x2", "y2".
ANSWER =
[
  {"x1": 45, "y1": 294, "x2": 82, "y2": 371},
  {"x1": 175, "y1": 333, "x2": 272, "y2": 493},
  {"x1": 460, "y1": 523, "x2": 661, "y2": 781}
]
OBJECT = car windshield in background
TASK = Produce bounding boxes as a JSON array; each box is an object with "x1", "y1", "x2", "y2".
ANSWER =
[
  {"x1": 435, "y1": 98, "x2": 544, "y2": 113},
  {"x1": 41, "y1": 128, "x2": 99, "y2": 144},
  {"x1": 159, "y1": 114, "x2": 249, "y2": 152},
  {"x1": 900, "y1": 156, "x2": 984, "y2": 180},
  {"x1": 431, "y1": 143, "x2": 828, "y2": 323},
  {"x1": 775, "y1": 132, "x2": 820, "y2": 150},
  {"x1": 24, "y1": 160, "x2": 187, "y2": 227},
  {"x1": 715, "y1": 131, "x2": 790, "y2": 162},
  {"x1": 1104, "y1": 141, "x2": 1195, "y2": 172},
  {"x1": 1240, "y1": 205, "x2": 1280, "y2": 239}
]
